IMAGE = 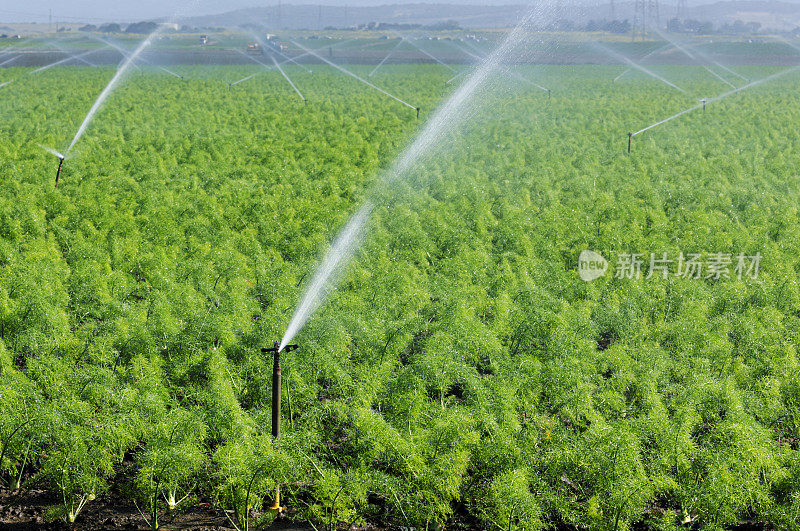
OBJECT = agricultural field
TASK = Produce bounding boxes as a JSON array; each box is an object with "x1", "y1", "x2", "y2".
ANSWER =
[{"x1": 2, "y1": 57, "x2": 800, "y2": 531}]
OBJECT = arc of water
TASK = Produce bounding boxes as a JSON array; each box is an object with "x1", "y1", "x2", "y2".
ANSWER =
[
  {"x1": 452, "y1": 40, "x2": 549, "y2": 93},
  {"x1": 594, "y1": 42, "x2": 687, "y2": 93},
  {"x1": 369, "y1": 39, "x2": 405, "y2": 77},
  {"x1": 614, "y1": 42, "x2": 675, "y2": 82},
  {"x1": 681, "y1": 37, "x2": 749, "y2": 82},
  {"x1": 66, "y1": 27, "x2": 165, "y2": 155},
  {"x1": 632, "y1": 65, "x2": 800, "y2": 137},
  {"x1": 47, "y1": 42, "x2": 99, "y2": 68},
  {"x1": 30, "y1": 49, "x2": 102, "y2": 75},
  {"x1": 247, "y1": 32, "x2": 313, "y2": 73},
  {"x1": 270, "y1": 54, "x2": 306, "y2": 102},
  {"x1": 0, "y1": 54, "x2": 20, "y2": 67},
  {"x1": 392, "y1": 32, "x2": 458, "y2": 73},
  {"x1": 230, "y1": 72, "x2": 263, "y2": 86},
  {"x1": 652, "y1": 29, "x2": 737, "y2": 89},
  {"x1": 279, "y1": 7, "x2": 544, "y2": 350},
  {"x1": 97, "y1": 37, "x2": 183, "y2": 80},
  {"x1": 290, "y1": 40, "x2": 418, "y2": 111}
]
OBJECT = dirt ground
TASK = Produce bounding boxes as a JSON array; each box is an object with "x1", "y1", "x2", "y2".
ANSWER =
[{"x1": 0, "y1": 486, "x2": 317, "y2": 530}]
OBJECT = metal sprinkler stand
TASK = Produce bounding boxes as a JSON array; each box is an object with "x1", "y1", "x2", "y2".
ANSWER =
[
  {"x1": 416, "y1": 107, "x2": 420, "y2": 119},
  {"x1": 627, "y1": 132, "x2": 632, "y2": 154},
  {"x1": 261, "y1": 341, "x2": 299, "y2": 513},
  {"x1": 701, "y1": 98, "x2": 706, "y2": 112},
  {"x1": 55, "y1": 157, "x2": 65, "y2": 187}
]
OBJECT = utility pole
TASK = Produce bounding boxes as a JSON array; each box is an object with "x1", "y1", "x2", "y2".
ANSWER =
[
  {"x1": 676, "y1": 0, "x2": 687, "y2": 20},
  {"x1": 318, "y1": 4, "x2": 322, "y2": 30},
  {"x1": 49, "y1": 9, "x2": 52, "y2": 33},
  {"x1": 610, "y1": 0, "x2": 616, "y2": 20}
]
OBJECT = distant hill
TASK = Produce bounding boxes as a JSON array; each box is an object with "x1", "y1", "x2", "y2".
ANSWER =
[{"x1": 179, "y1": 1, "x2": 800, "y2": 31}]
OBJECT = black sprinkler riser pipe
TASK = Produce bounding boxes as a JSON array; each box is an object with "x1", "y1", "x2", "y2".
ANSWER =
[
  {"x1": 272, "y1": 346, "x2": 281, "y2": 439},
  {"x1": 55, "y1": 158, "x2": 64, "y2": 187},
  {"x1": 627, "y1": 132, "x2": 632, "y2": 154}
]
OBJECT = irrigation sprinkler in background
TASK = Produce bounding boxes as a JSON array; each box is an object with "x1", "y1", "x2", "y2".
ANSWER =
[
  {"x1": 626, "y1": 65, "x2": 800, "y2": 153},
  {"x1": 261, "y1": 341, "x2": 299, "y2": 513},
  {"x1": 39, "y1": 145, "x2": 66, "y2": 186}
]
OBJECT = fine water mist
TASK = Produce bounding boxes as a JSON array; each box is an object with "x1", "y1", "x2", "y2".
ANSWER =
[
  {"x1": 594, "y1": 42, "x2": 687, "y2": 93},
  {"x1": 279, "y1": 3, "x2": 553, "y2": 351},
  {"x1": 66, "y1": 28, "x2": 164, "y2": 155}
]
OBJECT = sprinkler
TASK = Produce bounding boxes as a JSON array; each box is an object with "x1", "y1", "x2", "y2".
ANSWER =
[
  {"x1": 627, "y1": 132, "x2": 632, "y2": 154},
  {"x1": 261, "y1": 341, "x2": 299, "y2": 513},
  {"x1": 39, "y1": 145, "x2": 66, "y2": 186},
  {"x1": 701, "y1": 98, "x2": 706, "y2": 112},
  {"x1": 55, "y1": 156, "x2": 64, "y2": 186},
  {"x1": 416, "y1": 107, "x2": 420, "y2": 119},
  {"x1": 548, "y1": 88, "x2": 551, "y2": 100}
]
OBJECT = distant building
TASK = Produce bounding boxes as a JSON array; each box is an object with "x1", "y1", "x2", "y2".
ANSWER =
[
  {"x1": 200, "y1": 35, "x2": 208, "y2": 44},
  {"x1": 158, "y1": 23, "x2": 179, "y2": 31}
]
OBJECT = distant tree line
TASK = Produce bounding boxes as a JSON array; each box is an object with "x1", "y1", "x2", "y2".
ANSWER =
[
  {"x1": 77, "y1": 21, "x2": 217, "y2": 34},
  {"x1": 540, "y1": 17, "x2": 763, "y2": 35},
  {"x1": 548, "y1": 19, "x2": 631, "y2": 33}
]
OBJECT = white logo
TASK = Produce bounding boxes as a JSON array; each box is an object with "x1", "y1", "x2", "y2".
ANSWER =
[{"x1": 578, "y1": 250, "x2": 608, "y2": 281}]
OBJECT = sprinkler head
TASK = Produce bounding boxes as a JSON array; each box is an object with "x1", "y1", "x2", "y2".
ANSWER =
[
  {"x1": 416, "y1": 107, "x2": 420, "y2": 119},
  {"x1": 262, "y1": 342, "x2": 299, "y2": 354}
]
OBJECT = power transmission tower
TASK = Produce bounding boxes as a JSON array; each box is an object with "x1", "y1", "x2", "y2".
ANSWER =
[
  {"x1": 676, "y1": 0, "x2": 687, "y2": 20},
  {"x1": 610, "y1": 0, "x2": 616, "y2": 20},
  {"x1": 632, "y1": 0, "x2": 660, "y2": 39}
]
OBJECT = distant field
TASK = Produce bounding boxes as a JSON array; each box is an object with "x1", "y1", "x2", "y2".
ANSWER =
[{"x1": 2, "y1": 32, "x2": 800, "y2": 66}]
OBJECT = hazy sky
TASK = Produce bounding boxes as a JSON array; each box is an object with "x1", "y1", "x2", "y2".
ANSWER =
[{"x1": 1, "y1": 0, "x2": 532, "y2": 23}]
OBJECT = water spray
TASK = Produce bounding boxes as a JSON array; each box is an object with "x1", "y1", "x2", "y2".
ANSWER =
[
  {"x1": 290, "y1": 40, "x2": 419, "y2": 115},
  {"x1": 451, "y1": 41, "x2": 550, "y2": 94},
  {"x1": 246, "y1": 32, "x2": 313, "y2": 74},
  {"x1": 228, "y1": 71, "x2": 262, "y2": 88},
  {"x1": 261, "y1": 341, "x2": 299, "y2": 512},
  {"x1": 96, "y1": 36, "x2": 184, "y2": 80},
  {"x1": 629, "y1": 65, "x2": 800, "y2": 147},
  {"x1": 613, "y1": 42, "x2": 675, "y2": 82},
  {"x1": 30, "y1": 48, "x2": 102, "y2": 75},
  {"x1": 652, "y1": 29, "x2": 737, "y2": 89},
  {"x1": 0, "y1": 55, "x2": 21, "y2": 68},
  {"x1": 278, "y1": 6, "x2": 547, "y2": 350},
  {"x1": 593, "y1": 42, "x2": 687, "y2": 94},
  {"x1": 269, "y1": 54, "x2": 306, "y2": 102},
  {"x1": 369, "y1": 38, "x2": 405, "y2": 77},
  {"x1": 393, "y1": 32, "x2": 457, "y2": 73},
  {"x1": 65, "y1": 27, "x2": 164, "y2": 157},
  {"x1": 39, "y1": 145, "x2": 66, "y2": 186}
]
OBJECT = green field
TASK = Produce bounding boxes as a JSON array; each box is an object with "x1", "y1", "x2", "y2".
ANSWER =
[{"x1": 2, "y1": 63, "x2": 800, "y2": 529}]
